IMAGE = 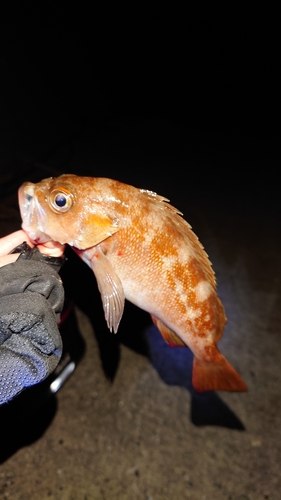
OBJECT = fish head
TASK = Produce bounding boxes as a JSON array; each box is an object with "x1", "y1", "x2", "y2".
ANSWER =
[{"x1": 18, "y1": 174, "x2": 120, "y2": 249}]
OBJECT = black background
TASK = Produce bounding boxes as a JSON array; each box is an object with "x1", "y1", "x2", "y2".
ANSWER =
[{"x1": 0, "y1": 3, "x2": 279, "y2": 209}]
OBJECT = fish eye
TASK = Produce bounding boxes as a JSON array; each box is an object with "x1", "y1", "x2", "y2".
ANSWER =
[
  {"x1": 49, "y1": 188, "x2": 73, "y2": 213},
  {"x1": 55, "y1": 194, "x2": 67, "y2": 207}
]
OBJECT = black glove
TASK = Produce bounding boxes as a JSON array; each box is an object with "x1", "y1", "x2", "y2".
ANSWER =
[{"x1": 0, "y1": 245, "x2": 66, "y2": 405}]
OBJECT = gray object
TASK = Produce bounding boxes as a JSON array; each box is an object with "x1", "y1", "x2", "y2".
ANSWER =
[{"x1": 0, "y1": 246, "x2": 65, "y2": 405}]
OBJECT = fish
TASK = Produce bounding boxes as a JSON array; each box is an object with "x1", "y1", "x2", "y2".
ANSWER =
[{"x1": 18, "y1": 174, "x2": 247, "y2": 392}]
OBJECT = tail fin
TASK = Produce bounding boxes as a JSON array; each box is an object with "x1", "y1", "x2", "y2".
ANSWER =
[{"x1": 192, "y1": 354, "x2": 247, "y2": 392}]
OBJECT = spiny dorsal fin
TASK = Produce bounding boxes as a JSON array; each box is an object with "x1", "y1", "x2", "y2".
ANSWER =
[{"x1": 140, "y1": 189, "x2": 216, "y2": 288}]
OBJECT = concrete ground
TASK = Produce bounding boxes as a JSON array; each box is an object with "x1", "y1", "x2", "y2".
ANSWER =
[{"x1": 0, "y1": 118, "x2": 280, "y2": 499}]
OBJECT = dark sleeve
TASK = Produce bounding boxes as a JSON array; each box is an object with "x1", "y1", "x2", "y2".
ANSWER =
[{"x1": 0, "y1": 250, "x2": 65, "y2": 405}]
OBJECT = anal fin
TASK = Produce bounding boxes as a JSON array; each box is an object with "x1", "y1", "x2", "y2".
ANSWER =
[{"x1": 151, "y1": 315, "x2": 186, "y2": 347}]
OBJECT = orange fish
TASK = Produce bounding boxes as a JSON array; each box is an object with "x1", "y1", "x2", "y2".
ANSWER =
[{"x1": 18, "y1": 174, "x2": 247, "y2": 392}]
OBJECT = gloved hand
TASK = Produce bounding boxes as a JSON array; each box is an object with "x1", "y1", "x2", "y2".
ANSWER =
[{"x1": 0, "y1": 231, "x2": 66, "y2": 405}]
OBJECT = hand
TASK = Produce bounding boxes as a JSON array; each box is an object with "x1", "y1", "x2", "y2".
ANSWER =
[
  {"x1": 0, "y1": 231, "x2": 66, "y2": 405},
  {"x1": 0, "y1": 230, "x2": 65, "y2": 268}
]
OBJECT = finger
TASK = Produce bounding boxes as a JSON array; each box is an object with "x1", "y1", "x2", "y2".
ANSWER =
[
  {"x1": 0, "y1": 253, "x2": 20, "y2": 268},
  {"x1": 37, "y1": 241, "x2": 66, "y2": 257},
  {"x1": 0, "y1": 230, "x2": 34, "y2": 257}
]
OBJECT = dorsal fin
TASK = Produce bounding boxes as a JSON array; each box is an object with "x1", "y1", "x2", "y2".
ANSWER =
[{"x1": 140, "y1": 189, "x2": 216, "y2": 288}]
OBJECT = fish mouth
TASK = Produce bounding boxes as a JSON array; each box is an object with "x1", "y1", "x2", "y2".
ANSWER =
[{"x1": 18, "y1": 182, "x2": 50, "y2": 244}]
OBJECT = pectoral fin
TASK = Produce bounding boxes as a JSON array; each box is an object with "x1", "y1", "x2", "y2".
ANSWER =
[
  {"x1": 151, "y1": 315, "x2": 186, "y2": 347},
  {"x1": 91, "y1": 246, "x2": 125, "y2": 333},
  {"x1": 76, "y1": 213, "x2": 119, "y2": 249}
]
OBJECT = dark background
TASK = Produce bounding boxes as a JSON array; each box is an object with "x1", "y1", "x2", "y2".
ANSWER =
[
  {"x1": 0, "y1": 5, "x2": 281, "y2": 497},
  {"x1": 0, "y1": 3, "x2": 279, "y2": 211}
]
